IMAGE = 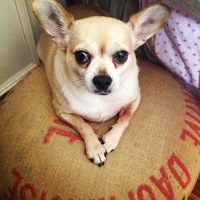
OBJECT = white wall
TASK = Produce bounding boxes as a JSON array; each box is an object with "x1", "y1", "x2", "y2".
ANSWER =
[
  {"x1": 0, "y1": 0, "x2": 67, "y2": 96},
  {"x1": 0, "y1": 0, "x2": 38, "y2": 96}
]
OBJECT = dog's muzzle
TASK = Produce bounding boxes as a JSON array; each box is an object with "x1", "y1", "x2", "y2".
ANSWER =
[{"x1": 93, "y1": 75, "x2": 112, "y2": 95}]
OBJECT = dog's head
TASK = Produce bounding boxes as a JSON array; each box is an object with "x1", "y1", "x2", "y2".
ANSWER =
[{"x1": 32, "y1": 0, "x2": 170, "y2": 95}]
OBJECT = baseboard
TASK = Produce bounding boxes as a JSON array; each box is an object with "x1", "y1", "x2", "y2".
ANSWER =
[{"x1": 0, "y1": 63, "x2": 37, "y2": 96}]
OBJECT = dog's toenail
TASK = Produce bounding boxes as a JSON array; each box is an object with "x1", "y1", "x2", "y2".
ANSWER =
[
  {"x1": 98, "y1": 163, "x2": 102, "y2": 167},
  {"x1": 109, "y1": 127, "x2": 113, "y2": 131},
  {"x1": 98, "y1": 137, "x2": 105, "y2": 144},
  {"x1": 89, "y1": 158, "x2": 94, "y2": 163},
  {"x1": 104, "y1": 152, "x2": 107, "y2": 157}
]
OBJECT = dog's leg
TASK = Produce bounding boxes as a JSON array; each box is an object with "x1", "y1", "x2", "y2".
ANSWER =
[
  {"x1": 102, "y1": 93, "x2": 141, "y2": 153},
  {"x1": 59, "y1": 113, "x2": 106, "y2": 166}
]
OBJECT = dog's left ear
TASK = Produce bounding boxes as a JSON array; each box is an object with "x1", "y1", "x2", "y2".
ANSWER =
[
  {"x1": 128, "y1": 3, "x2": 171, "y2": 49},
  {"x1": 32, "y1": 0, "x2": 74, "y2": 49}
]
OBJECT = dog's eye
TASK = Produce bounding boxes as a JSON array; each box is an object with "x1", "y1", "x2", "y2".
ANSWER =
[
  {"x1": 75, "y1": 51, "x2": 90, "y2": 65},
  {"x1": 113, "y1": 51, "x2": 128, "y2": 64}
]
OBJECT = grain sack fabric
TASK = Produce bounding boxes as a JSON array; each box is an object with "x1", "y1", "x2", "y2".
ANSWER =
[{"x1": 0, "y1": 59, "x2": 200, "y2": 200}]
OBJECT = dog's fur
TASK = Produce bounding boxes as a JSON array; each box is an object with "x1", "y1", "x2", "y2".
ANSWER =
[{"x1": 32, "y1": 0, "x2": 170, "y2": 166}]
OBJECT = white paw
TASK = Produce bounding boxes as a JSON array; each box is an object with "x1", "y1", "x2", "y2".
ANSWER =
[
  {"x1": 86, "y1": 141, "x2": 106, "y2": 167},
  {"x1": 102, "y1": 132, "x2": 120, "y2": 153}
]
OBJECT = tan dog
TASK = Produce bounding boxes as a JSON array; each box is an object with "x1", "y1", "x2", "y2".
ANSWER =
[{"x1": 32, "y1": 0, "x2": 170, "y2": 166}]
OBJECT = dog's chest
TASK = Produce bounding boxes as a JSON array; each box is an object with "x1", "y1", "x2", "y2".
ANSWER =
[
  {"x1": 71, "y1": 99, "x2": 120, "y2": 122},
  {"x1": 67, "y1": 91, "x2": 133, "y2": 122}
]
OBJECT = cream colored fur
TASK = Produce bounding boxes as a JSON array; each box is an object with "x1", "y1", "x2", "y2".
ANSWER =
[{"x1": 32, "y1": 0, "x2": 170, "y2": 166}]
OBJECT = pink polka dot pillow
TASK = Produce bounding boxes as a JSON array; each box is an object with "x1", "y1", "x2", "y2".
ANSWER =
[{"x1": 139, "y1": 0, "x2": 200, "y2": 99}]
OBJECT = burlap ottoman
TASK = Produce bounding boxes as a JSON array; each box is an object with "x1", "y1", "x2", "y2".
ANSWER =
[{"x1": 0, "y1": 59, "x2": 199, "y2": 199}]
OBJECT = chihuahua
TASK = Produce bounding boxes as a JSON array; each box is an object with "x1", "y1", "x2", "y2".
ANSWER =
[{"x1": 32, "y1": 0, "x2": 170, "y2": 166}]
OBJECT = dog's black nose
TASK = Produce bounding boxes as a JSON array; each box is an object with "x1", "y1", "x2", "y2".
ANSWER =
[{"x1": 93, "y1": 75, "x2": 112, "y2": 91}]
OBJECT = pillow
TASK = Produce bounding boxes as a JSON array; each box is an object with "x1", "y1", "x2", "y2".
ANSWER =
[
  {"x1": 0, "y1": 59, "x2": 199, "y2": 199},
  {"x1": 139, "y1": 0, "x2": 200, "y2": 101}
]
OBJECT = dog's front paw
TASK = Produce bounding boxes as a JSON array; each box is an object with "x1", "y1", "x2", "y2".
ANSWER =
[
  {"x1": 86, "y1": 142, "x2": 106, "y2": 167},
  {"x1": 102, "y1": 131, "x2": 120, "y2": 153}
]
